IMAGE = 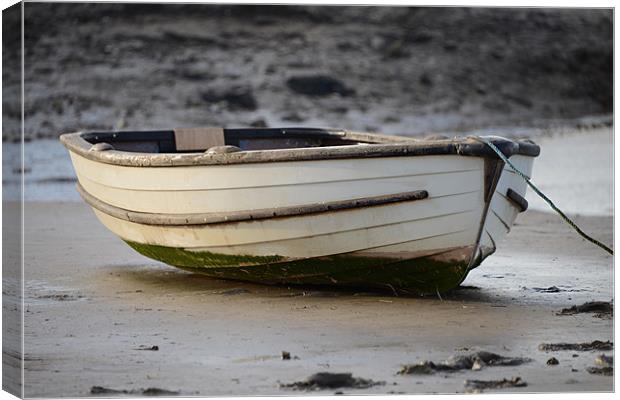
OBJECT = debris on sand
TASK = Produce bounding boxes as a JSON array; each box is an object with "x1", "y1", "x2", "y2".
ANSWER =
[
  {"x1": 531, "y1": 286, "x2": 562, "y2": 293},
  {"x1": 558, "y1": 301, "x2": 613, "y2": 318},
  {"x1": 595, "y1": 354, "x2": 613, "y2": 367},
  {"x1": 398, "y1": 351, "x2": 530, "y2": 375},
  {"x1": 399, "y1": 362, "x2": 436, "y2": 375},
  {"x1": 546, "y1": 357, "x2": 559, "y2": 365},
  {"x1": 587, "y1": 366, "x2": 613, "y2": 376},
  {"x1": 91, "y1": 386, "x2": 127, "y2": 395},
  {"x1": 37, "y1": 293, "x2": 83, "y2": 301},
  {"x1": 464, "y1": 377, "x2": 527, "y2": 392},
  {"x1": 280, "y1": 372, "x2": 384, "y2": 390},
  {"x1": 90, "y1": 386, "x2": 179, "y2": 396},
  {"x1": 135, "y1": 345, "x2": 159, "y2": 351},
  {"x1": 141, "y1": 388, "x2": 180, "y2": 396},
  {"x1": 538, "y1": 340, "x2": 613, "y2": 352},
  {"x1": 280, "y1": 351, "x2": 298, "y2": 360},
  {"x1": 587, "y1": 354, "x2": 614, "y2": 375},
  {"x1": 286, "y1": 75, "x2": 355, "y2": 97}
]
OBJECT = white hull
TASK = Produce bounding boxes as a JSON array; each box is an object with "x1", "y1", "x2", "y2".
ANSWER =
[
  {"x1": 61, "y1": 128, "x2": 538, "y2": 293},
  {"x1": 73, "y1": 153, "x2": 485, "y2": 257},
  {"x1": 479, "y1": 155, "x2": 533, "y2": 255},
  {"x1": 71, "y1": 153, "x2": 483, "y2": 214}
]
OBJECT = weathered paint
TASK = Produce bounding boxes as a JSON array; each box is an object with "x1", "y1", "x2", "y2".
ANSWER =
[
  {"x1": 124, "y1": 240, "x2": 471, "y2": 295},
  {"x1": 60, "y1": 130, "x2": 539, "y2": 168}
]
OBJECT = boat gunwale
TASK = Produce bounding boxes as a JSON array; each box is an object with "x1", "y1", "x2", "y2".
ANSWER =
[{"x1": 59, "y1": 127, "x2": 540, "y2": 168}]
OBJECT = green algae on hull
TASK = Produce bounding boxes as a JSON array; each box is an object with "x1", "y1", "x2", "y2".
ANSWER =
[
  {"x1": 124, "y1": 240, "x2": 471, "y2": 295},
  {"x1": 125, "y1": 241, "x2": 285, "y2": 266}
]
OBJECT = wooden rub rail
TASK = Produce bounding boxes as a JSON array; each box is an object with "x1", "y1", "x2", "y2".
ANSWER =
[{"x1": 77, "y1": 183, "x2": 429, "y2": 226}]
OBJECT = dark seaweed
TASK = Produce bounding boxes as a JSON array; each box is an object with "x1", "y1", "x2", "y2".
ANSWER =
[
  {"x1": 398, "y1": 351, "x2": 530, "y2": 374},
  {"x1": 281, "y1": 372, "x2": 384, "y2": 390},
  {"x1": 538, "y1": 341, "x2": 613, "y2": 352},
  {"x1": 558, "y1": 301, "x2": 613, "y2": 317}
]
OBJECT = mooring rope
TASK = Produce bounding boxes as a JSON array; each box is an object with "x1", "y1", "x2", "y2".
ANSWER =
[{"x1": 473, "y1": 136, "x2": 613, "y2": 256}]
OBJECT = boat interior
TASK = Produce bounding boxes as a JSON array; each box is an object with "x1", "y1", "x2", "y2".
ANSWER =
[{"x1": 80, "y1": 127, "x2": 386, "y2": 154}]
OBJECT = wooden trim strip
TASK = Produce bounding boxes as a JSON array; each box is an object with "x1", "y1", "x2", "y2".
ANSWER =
[
  {"x1": 506, "y1": 188, "x2": 529, "y2": 212},
  {"x1": 77, "y1": 183, "x2": 429, "y2": 226}
]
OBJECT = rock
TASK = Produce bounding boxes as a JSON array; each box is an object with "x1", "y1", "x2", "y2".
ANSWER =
[
  {"x1": 419, "y1": 73, "x2": 432, "y2": 86},
  {"x1": 282, "y1": 112, "x2": 305, "y2": 122},
  {"x1": 282, "y1": 351, "x2": 291, "y2": 360},
  {"x1": 383, "y1": 115, "x2": 400, "y2": 123},
  {"x1": 200, "y1": 86, "x2": 258, "y2": 111},
  {"x1": 286, "y1": 75, "x2": 354, "y2": 97},
  {"x1": 250, "y1": 118, "x2": 268, "y2": 128},
  {"x1": 337, "y1": 41, "x2": 356, "y2": 51},
  {"x1": 174, "y1": 68, "x2": 214, "y2": 81},
  {"x1": 546, "y1": 357, "x2": 559, "y2": 365},
  {"x1": 443, "y1": 40, "x2": 458, "y2": 51},
  {"x1": 382, "y1": 40, "x2": 409, "y2": 59},
  {"x1": 408, "y1": 30, "x2": 434, "y2": 44}
]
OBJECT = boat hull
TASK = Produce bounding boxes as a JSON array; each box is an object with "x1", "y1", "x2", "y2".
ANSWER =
[{"x1": 60, "y1": 129, "x2": 538, "y2": 294}]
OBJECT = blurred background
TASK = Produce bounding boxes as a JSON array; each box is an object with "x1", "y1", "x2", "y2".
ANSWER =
[
  {"x1": 3, "y1": 3, "x2": 613, "y2": 141},
  {"x1": 2, "y1": 3, "x2": 614, "y2": 210}
]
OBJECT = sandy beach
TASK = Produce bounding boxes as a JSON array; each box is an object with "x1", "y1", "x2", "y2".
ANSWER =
[
  {"x1": 0, "y1": 127, "x2": 611, "y2": 397},
  {"x1": 13, "y1": 200, "x2": 612, "y2": 397}
]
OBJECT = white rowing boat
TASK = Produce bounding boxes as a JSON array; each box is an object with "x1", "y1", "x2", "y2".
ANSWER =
[{"x1": 60, "y1": 127, "x2": 539, "y2": 295}]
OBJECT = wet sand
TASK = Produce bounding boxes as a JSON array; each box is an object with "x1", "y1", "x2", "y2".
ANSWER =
[{"x1": 16, "y1": 201, "x2": 613, "y2": 397}]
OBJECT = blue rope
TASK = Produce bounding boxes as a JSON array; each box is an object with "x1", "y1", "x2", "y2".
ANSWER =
[{"x1": 474, "y1": 136, "x2": 613, "y2": 256}]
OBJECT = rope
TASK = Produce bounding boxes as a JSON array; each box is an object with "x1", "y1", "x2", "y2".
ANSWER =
[{"x1": 473, "y1": 136, "x2": 613, "y2": 256}]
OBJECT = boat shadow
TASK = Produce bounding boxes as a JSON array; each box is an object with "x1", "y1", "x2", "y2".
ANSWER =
[{"x1": 101, "y1": 262, "x2": 512, "y2": 304}]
